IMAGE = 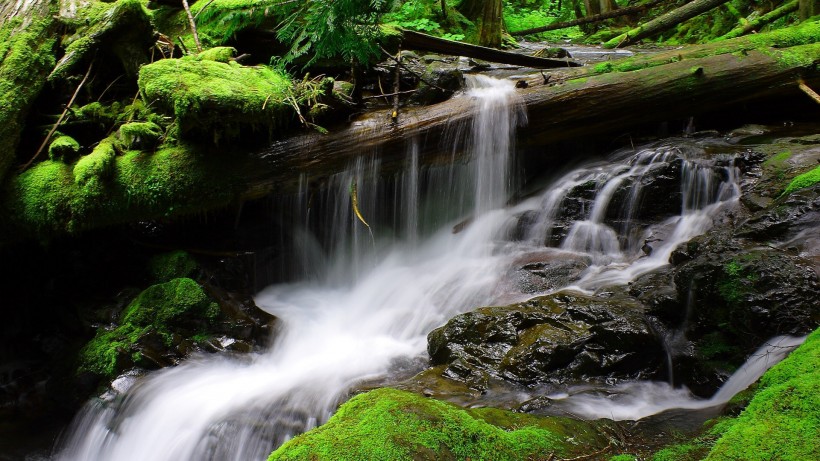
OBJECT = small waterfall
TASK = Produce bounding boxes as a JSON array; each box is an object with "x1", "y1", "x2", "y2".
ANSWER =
[
  {"x1": 54, "y1": 77, "x2": 524, "y2": 461},
  {"x1": 55, "y1": 83, "x2": 760, "y2": 459},
  {"x1": 541, "y1": 335, "x2": 805, "y2": 421}
]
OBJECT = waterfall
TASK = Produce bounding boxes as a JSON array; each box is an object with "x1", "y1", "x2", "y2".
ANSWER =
[
  {"x1": 54, "y1": 77, "x2": 524, "y2": 461},
  {"x1": 53, "y1": 78, "x2": 787, "y2": 460}
]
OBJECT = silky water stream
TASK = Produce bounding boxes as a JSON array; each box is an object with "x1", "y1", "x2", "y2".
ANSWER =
[{"x1": 54, "y1": 77, "x2": 802, "y2": 460}]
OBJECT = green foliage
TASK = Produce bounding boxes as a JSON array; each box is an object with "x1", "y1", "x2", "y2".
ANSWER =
[
  {"x1": 0, "y1": 13, "x2": 57, "y2": 181},
  {"x1": 269, "y1": 388, "x2": 611, "y2": 460},
  {"x1": 704, "y1": 329, "x2": 820, "y2": 460},
  {"x1": 610, "y1": 455, "x2": 638, "y2": 461},
  {"x1": 79, "y1": 277, "x2": 219, "y2": 377},
  {"x1": 148, "y1": 251, "x2": 198, "y2": 283},
  {"x1": 652, "y1": 443, "x2": 706, "y2": 461}
]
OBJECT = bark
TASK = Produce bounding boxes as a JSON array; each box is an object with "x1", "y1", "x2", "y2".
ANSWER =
[
  {"x1": 458, "y1": 0, "x2": 504, "y2": 47},
  {"x1": 799, "y1": 0, "x2": 820, "y2": 19},
  {"x1": 511, "y1": 0, "x2": 669, "y2": 36},
  {"x1": 603, "y1": 0, "x2": 734, "y2": 48},
  {"x1": 721, "y1": 1, "x2": 799, "y2": 39},
  {"x1": 398, "y1": 29, "x2": 581, "y2": 68}
]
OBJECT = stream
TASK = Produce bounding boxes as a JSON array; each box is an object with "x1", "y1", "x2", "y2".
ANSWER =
[{"x1": 54, "y1": 76, "x2": 804, "y2": 460}]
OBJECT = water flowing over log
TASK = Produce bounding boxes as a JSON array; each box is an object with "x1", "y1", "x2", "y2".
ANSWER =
[
  {"x1": 603, "y1": 0, "x2": 734, "y2": 48},
  {"x1": 510, "y1": 0, "x2": 669, "y2": 36},
  {"x1": 398, "y1": 29, "x2": 581, "y2": 68},
  {"x1": 251, "y1": 43, "x2": 820, "y2": 199}
]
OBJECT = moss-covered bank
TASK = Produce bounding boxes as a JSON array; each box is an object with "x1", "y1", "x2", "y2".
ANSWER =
[
  {"x1": 268, "y1": 388, "x2": 612, "y2": 461},
  {"x1": 650, "y1": 327, "x2": 820, "y2": 460},
  {"x1": 0, "y1": 6, "x2": 58, "y2": 181}
]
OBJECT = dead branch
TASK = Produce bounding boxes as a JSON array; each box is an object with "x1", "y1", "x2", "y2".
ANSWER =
[{"x1": 20, "y1": 60, "x2": 95, "y2": 171}]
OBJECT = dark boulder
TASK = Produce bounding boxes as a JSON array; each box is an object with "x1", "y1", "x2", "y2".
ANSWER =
[{"x1": 428, "y1": 292, "x2": 664, "y2": 388}]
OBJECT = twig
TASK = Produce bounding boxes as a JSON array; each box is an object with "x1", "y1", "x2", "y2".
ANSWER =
[
  {"x1": 392, "y1": 46, "x2": 401, "y2": 123},
  {"x1": 798, "y1": 78, "x2": 820, "y2": 105},
  {"x1": 362, "y1": 89, "x2": 418, "y2": 100},
  {"x1": 177, "y1": 36, "x2": 190, "y2": 55},
  {"x1": 21, "y1": 60, "x2": 95, "y2": 171},
  {"x1": 181, "y1": 0, "x2": 202, "y2": 53},
  {"x1": 379, "y1": 45, "x2": 448, "y2": 92},
  {"x1": 193, "y1": 0, "x2": 217, "y2": 19},
  {"x1": 97, "y1": 74, "x2": 123, "y2": 102}
]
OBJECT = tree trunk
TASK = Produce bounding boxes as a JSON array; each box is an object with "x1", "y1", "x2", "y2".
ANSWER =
[
  {"x1": 799, "y1": 0, "x2": 820, "y2": 19},
  {"x1": 721, "y1": 1, "x2": 799, "y2": 39},
  {"x1": 458, "y1": 0, "x2": 504, "y2": 47},
  {"x1": 603, "y1": 0, "x2": 734, "y2": 48}
]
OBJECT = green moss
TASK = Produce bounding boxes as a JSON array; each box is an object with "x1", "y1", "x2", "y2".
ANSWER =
[
  {"x1": 610, "y1": 455, "x2": 638, "y2": 461},
  {"x1": 79, "y1": 277, "x2": 219, "y2": 377},
  {"x1": 782, "y1": 165, "x2": 820, "y2": 196},
  {"x1": 138, "y1": 57, "x2": 293, "y2": 139},
  {"x1": 196, "y1": 46, "x2": 237, "y2": 62},
  {"x1": 717, "y1": 259, "x2": 758, "y2": 305},
  {"x1": 48, "y1": 135, "x2": 82, "y2": 160},
  {"x1": 3, "y1": 142, "x2": 238, "y2": 238},
  {"x1": 704, "y1": 329, "x2": 820, "y2": 460},
  {"x1": 269, "y1": 388, "x2": 611, "y2": 461},
  {"x1": 148, "y1": 251, "x2": 198, "y2": 282},
  {"x1": 118, "y1": 121, "x2": 163, "y2": 149},
  {"x1": 652, "y1": 443, "x2": 706, "y2": 461},
  {"x1": 0, "y1": 13, "x2": 58, "y2": 181}
]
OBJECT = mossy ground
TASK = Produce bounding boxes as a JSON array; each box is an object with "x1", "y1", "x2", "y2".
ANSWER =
[
  {"x1": 268, "y1": 388, "x2": 612, "y2": 461},
  {"x1": 79, "y1": 277, "x2": 219, "y2": 378}
]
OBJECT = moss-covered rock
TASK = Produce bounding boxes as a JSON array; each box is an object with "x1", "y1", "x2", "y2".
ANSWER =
[
  {"x1": 117, "y1": 121, "x2": 163, "y2": 150},
  {"x1": 148, "y1": 250, "x2": 198, "y2": 283},
  {"x1": 783, "y1": 165, "x2": 820, "y2": 196},
  {"x1": 137, "y1": 56, "x2": 293, "y2": 140},
  {"x1": 48, "y1": 135, "x2": 81, "y2": 161},
  {"x1": 427, "y1": 292, "x2": 663, "y2": 388},
  {"x1": 0, "y1": 8, "x2": 58, "y2": 181},
  {"x1": 268, "y1": 388, "x2": 612, "y2": 461},
  {"x1": 79, "y1": 277, "x2": 220, "y2": 378}
]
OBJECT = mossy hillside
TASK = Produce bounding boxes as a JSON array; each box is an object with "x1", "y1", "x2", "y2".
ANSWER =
[
  {"x1": 138, "y1": 57, "x2": 294, "y2": 139},
  {"x1": 268, "y1": 388, "x2": 611, "y2": 461},
  {"x1": 0, "y1": 13, "x2": 58, "y2": 181},
  {"x1": 703, "y1": 328, "x2": 820, "y2": 460},
  {"x1": 2, "y1": 143, "x2": 238, "y2": 238},
  {"x1": 79, "y1": 277, "x2": 220, "y2": 378}
]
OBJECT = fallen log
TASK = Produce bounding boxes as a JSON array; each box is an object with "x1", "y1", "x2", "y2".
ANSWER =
[
  {"x1": 720, "y1": 1, "x2": 798, "y2": 40},
  {"x1": 510, "y1": 0, "x2": 669, "y2": 36},
  {"x1": 398, "y1": 29, "x2": 581, "y2": 68},
  {"x1": 603, "y1": 0, "x2": 733, "y2": 48},
  {"x1": 251, "y1": 42, "x2": 820, "y2": 197}
]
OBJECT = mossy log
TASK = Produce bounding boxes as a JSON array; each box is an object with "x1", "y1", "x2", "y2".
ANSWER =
[
  {"x1": 720, "y1": 0, "x2": 799, "y2": 40},
  {"x1": 258, "y1": 42, "x2": 820, "y2": 194},
  {"x1": 603, "y1": 0, "x2": 733, "y2": 48},
  {"x1": 510, "y1": 0, "x2": 669, "y2": 36}
]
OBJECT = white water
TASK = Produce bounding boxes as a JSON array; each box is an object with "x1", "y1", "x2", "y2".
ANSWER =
[
  {"x1": 542, "y1": 335, "x2": 805, "y2": 421},
  {"x1": 54, "y1": 78, "x2": 786, "y2": 460}
]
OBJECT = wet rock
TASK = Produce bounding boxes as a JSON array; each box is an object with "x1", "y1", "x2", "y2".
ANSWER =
[
  {"x1": 736, "y1": 184, "x2": 820, "y2": 242},
  {"x1": 509, "y1": 250, "x2": 591, "y2": 294},
  {"x1": 428, "y1": 292, "x2": 663, "y2": 387},
  {"x1": 604, "y1": 157, "x2": 684, "y2": 225},
  {"x1": 672, "y1": 233, "x2": 820, "y2": 349},
  {"x1": 410, "y1": 59, "x2": 464, "y2": 105}
]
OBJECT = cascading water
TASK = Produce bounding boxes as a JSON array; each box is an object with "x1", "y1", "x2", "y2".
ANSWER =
[
  {"x1": 54, "y1": 77, "x2": 797, "y2": 460},
  {"x1": 54, "y1": 76, "x2": 525, "y2": 461}
]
